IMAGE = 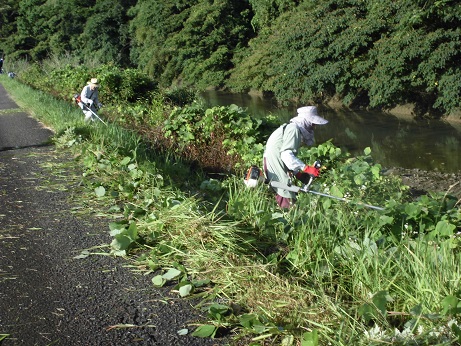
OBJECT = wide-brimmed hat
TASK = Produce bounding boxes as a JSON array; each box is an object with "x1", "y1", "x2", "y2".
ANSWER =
[
  {"x1": 297, "y1": 106, "x2": 328, "y2": 125},
  {"x1": 87, "y1": 78, "x2": 99, "y2": 87}
]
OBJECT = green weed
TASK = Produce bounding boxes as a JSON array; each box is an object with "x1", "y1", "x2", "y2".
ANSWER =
[{"x1": 2, "y1": 71, "x2": 460, "y2": 346}]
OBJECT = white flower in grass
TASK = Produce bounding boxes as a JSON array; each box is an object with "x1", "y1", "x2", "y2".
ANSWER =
[
  {"x1": 365, "y1": 324, "x2": 385, "y2": 339},
  {"x1": 429, "y1": 330, "x2": 441, "y2": 338},
  {"x1": 394, "y1": 327, "x2": 413, "y2": 339},
  {"x1": 417, "y1": 325, "x2": 424, "y2": 335},
  {"x1": 448, "y1": 319, "x2": 459, "y2": 328}
]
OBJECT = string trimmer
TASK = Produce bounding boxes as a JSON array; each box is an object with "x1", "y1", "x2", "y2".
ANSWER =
[
  {"x1": 73, "y1": 94, "x2": 107, "y2": 125},
  {"x1": 270, "y1": 178, "x2": 385, "y2": 211}
]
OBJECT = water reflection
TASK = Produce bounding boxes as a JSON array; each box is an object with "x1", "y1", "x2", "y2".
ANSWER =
[{"x1": 200, "y1": 91, "x2": 461, "y2": 173}]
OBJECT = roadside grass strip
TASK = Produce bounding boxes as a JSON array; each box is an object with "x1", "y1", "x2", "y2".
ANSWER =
[{"x1": 2, "y1": 74, "x2": 460, "y2": 346}]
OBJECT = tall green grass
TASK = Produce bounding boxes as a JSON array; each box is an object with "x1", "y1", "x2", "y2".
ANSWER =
[
  {"x1": 1, "y1": 76, "x2": 83, "y2": 132},
  {"x1": 1, "y1": 73, "x2": 460, "y2": 345}
]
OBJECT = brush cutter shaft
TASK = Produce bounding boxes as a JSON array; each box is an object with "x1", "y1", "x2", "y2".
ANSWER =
[
  {"x1": 269, "y1": 181, "x2": 385, "y2": 211},
  {"x1": 82, "y1": 103, "x2": 107, "y2": 125}
]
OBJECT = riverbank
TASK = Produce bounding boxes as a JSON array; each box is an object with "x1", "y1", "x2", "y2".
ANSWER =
[{"x1": 386, "y1": 167, "x2": 461, "y2": 200}]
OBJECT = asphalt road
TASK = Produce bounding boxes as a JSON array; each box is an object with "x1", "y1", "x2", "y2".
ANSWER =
[{"x1": 0, "y1": 84, "x2": 225, "y2": 346}]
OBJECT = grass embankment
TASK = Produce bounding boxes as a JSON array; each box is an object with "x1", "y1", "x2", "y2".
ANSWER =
[{"x1": 2, "y1": 74, "x2": 460, "y2": 346}]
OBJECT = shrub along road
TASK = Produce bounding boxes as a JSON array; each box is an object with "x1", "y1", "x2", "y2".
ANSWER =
[{"x1": 0, "y1": 84, "x2": 223, "y2": 346}]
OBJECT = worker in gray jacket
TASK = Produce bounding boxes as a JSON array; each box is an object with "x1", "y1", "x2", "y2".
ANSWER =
[
  {"x1": 263, "y1": 106, "x2": 328, "y2": 209},
  {"x1": 80, "y1": 78, "x2": 102, "y2": 122}
]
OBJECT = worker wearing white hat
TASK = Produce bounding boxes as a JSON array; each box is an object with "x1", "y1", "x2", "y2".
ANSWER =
[
  {"x1": 263, "y1": 106, "x2": 328, "y2": 208},
  {"x1": 80, "y1": 78, "x2": 102, "y2": 122}
]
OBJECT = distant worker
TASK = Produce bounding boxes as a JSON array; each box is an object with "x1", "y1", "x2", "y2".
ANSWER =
[
  {"x1": 80, "y1": 78, "x2": 102, "y2": 122},
  {"x1": 0, "y1": 58, "x2": 3, "y2": 73},
  {"x1": 263, "y1": 106, "x2": 328, "y2": 209}
]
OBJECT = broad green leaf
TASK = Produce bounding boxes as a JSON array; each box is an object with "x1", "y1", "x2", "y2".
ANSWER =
[
  {"x1": 152, "y1": 275, "x2": 166, "y2": 287},
  {"x1": 94, "y1": 186, "x2": 106, "y2": 197},
  {"x1": 192, "y1": 324, "x2": 216, "y2": 338},
  {"x1": 109, "y1": 228, "x2": 124, "y2": 236},
  {"x1": 111, "y1": 235, "x2": 132, "y2": 251},
  {"x1": 358, "y1": 303, "x2": 375, "y2": 323},
  {"x1": 354, "y1": 174, "x2": 364, "y2": 185},
  {"x1": 209, "y1": 304, "x2": 229, "y2": 316},
  {"x1": 120, "y1": 156, "x2": 131, "y2": 166},
  {"x1": 147, "y1": 260, "x2": 159, "y2": 270},
  {"x1": 435, "y1": 220, "x2": 456, "y2": 237},
  {"x1": 126, "y1": 222, "x2": 138, "y2": 240},
  {"x1": 281, "y1": 334, "x2": 294, "y2": 346},
  {"x1": 330, "y1": 185, "x2": 343, "y2": 198},
  {"x1": 404, "y1": 203, "x2": 421, "y2": 218},
  {"x1": 371, "y1": 165, "x2": 380, "y2": 179},
  {"x1": 452, "y1": 323, "x2": 461, "y2": 342},
  {"x1": 373, "y1": 290, "x2": 393, "y2": 316},
  {"x1": 441, "y1": 295, "x2": 460, "y2": 315},
  {"x1": 179, "y1": 284, "x2": 193, "y2": 297},
  {"x1": 364, "y1": 147, "x2": 371, "y2": 155},
  {"x1": 378, "y1": 215, "x2": 394, "y2": 227},
  {"x1": 301, "y1": 330, "x2": 319, "y2": 346},
  {"x1": 109, "y1": 221, "x2": 128, "y2": 230},
  {"x1": 410, "y1": 304, "x2": 422, "y2": 316},
  {"x1": 162, "y1": 268, "x2": 182, "y2": 280},
  {"x1": 192, "y1": 279, "x2": 210, "y2": 287},
  {"x1": 239, "y1": 314, "x2": 259, "y2": 329}
]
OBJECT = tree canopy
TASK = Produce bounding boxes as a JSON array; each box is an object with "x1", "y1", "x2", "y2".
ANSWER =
[{"x1": 1, "y1": 0, "x2": 460, "y2": 116}]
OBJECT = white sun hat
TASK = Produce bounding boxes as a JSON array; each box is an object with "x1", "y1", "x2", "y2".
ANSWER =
[
  {"x1": 297, "y1": 106, "x2": 328, "y2": 125},
  {"x1": 87, "y1": 78, "x2": 100, "y2": 87}
]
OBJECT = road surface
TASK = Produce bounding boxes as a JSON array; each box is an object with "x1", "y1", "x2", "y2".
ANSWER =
[{"x1": 0, "y1": 83, "x2": 224, "y2": 346}]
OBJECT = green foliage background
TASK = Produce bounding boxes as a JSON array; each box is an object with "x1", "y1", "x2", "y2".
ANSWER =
[{"x1": 1, "y1": 0, "x2": 461, "y2": 116}]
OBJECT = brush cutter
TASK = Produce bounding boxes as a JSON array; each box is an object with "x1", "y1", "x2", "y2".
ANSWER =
[
  {"x1": 73, "y1": 94, "x2": 107, "y2": 125},
  {"x1": 270, "y1": 179, "x2": 385, "y2": 211},
  {"x1": 81, "y1": 102, "x2": 107, "y2": 125}
]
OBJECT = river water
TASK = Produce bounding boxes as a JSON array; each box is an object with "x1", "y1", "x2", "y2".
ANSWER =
[{"x1": 201, "y1": 91, "x2": 461, "y2": 173}]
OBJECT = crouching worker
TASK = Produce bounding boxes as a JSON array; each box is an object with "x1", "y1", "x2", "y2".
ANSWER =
[
  {"x1": 263, "y1": 106, "x2": 328, "y2": 209},
  {"x1": 80, "y1": 78, "x2": 102, "y2": 122}
]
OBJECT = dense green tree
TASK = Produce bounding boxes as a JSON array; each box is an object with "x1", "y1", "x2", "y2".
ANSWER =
[
  {"x1": 363, "y1": 0, "x2": 461, "y2": 114},
  {"x1": 130, "y1": 0, "x2": 253, "y2": 89},
  {"x1": 1, "y1": 0, "x2": 461, "y2": 115},
  {"x1": 80, "y1": 0, "x2": 136, "y2": 66},
  {"x1": 43, "y1": 0, "x2": 90, "y2": 58},
  {"x1": 3, "y1": 0, "x2": 133, "y2": 64},
  {"x1": 229, "y1": 0, "x2": 461, "y2": 114},
  {"x1": 248, "y1": 0, "x2": 298, "y2": 31},
  {"x1": 128, "y1": 0, "x2": 199, "y2": 85},
  {"x1": 5, "y1": 0, "x2": 90, "y2": 61},
  {"x1": 0, "y1": 0, "x2": 20, "y2": 59},
  {"x1": 12, "y1": 0, "x2": 48, "y2": 60}
]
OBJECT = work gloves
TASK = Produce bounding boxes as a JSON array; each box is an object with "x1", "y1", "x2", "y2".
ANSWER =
[
  {"x1": 86, "y1": 100, "x2": 103, "y2": 110},
  {"x1": 295, "y1": 161, "x2": 322, "y2": 184},
  {"x1": 301, "y1": 165, "x2": 321, "y2": 177}
]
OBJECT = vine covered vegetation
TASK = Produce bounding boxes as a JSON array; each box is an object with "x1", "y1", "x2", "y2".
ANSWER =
[
  {"x1": 2, "y1": 61, "x2": 460, "y2": 345},
  {"x1": 1, "y1": 0, "x2": 461, "y2": 116}
]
